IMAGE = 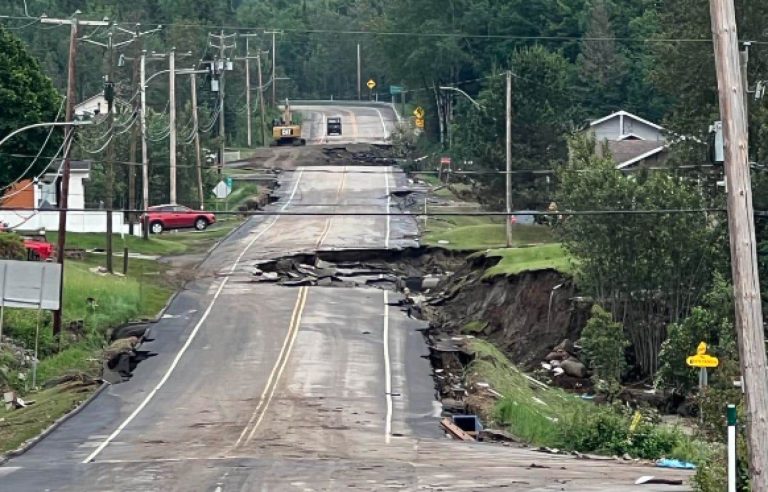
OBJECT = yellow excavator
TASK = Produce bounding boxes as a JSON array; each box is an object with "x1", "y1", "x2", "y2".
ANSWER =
[{"x1": 271, "y1": 99, "x2": 306, "y2": 146}]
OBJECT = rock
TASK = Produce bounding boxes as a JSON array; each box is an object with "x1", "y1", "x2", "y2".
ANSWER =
[
  {"x1": 560, "y1": 357, "x2": 587, "y2": 378},
  {"x1": 544, "y1": 350, "x2": 567, "y2": 361},
  {"x1": 554, "y1": 339, "x2": 576, "y2": 354}
]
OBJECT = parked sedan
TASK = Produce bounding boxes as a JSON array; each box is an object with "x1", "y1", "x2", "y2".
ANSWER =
[{"x1": 143, "y1": 205, "x2": 216, "y2": 234}]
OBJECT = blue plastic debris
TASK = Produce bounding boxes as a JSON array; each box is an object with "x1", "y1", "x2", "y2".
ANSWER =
[{"x1": 655, "y1": 458, "x2": 696, "y2": 470}]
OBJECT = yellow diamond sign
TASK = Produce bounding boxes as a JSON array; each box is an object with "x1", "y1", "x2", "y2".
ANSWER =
[
  {"x1": 367, "y1": 79, "x2": 376, "y2": 90},
  {"x1": 413, "y1": 106, "x2": 425, "y2": 118},
  {"x1": 686, "y1": 341, "x2": 719, "y2": 368}
]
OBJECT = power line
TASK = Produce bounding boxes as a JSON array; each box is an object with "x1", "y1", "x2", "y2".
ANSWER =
[{"x1": 4, "y1": 14, "x2": 768, "y2": 45}]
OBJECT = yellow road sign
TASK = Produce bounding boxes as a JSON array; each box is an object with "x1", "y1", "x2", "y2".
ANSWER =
[
  {"x1": 415, "y1": 117, "x2": 425, "y2": 128},
  {"x1": 686, "y1": 354, "x2": 719, "y2": 368},
  {"x1": 686, "y1": 342, "x2": 719, "y2": 368},
  {"x1": 367, "y1": 79, "x2": 376, "y2": 90},
  {"x1": 413, "y1": 106, "x2": 425, "y2": 118}
]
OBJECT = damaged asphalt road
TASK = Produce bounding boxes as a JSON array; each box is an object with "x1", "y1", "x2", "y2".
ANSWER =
[{"x1": 0, "y1": 108, "x2": 691, "y2": 490}]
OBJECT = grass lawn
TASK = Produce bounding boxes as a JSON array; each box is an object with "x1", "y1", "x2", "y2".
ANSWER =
[
  {"x1": 482, "y1": 243, "x2": 573, "y2": 278},
  {"x1": 425, "y1": 222, "x2": 555, "y2": 250},
  {"x1": 48, "y1": 218, "x2": 242, "y2": 259}
]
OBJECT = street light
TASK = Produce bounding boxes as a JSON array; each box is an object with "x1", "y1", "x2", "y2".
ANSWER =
[
  {"x1": 438, "y1": 86, "x2": 483, "y2": 111},
  {"x1": 0, "y1": 120, "x2": 92, "y2": 149}
]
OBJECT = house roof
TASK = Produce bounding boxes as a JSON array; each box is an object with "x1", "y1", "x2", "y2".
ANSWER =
[
  {"x1": 596, "y1": 140, "x2": 667, "y2": 169},
  {"x1": 589, "y1": 110, "x2": 664, "y2": 131}
]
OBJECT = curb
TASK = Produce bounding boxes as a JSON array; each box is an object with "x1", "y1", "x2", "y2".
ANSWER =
[
  {"x1": 0, "y1": 219, "x2": 250, "y2": 466},
  {"x1": 0, "y1": 381, "x2": 109, "y2": 466}
]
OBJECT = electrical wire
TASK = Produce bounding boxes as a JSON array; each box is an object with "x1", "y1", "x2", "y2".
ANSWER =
[
  {"x1": 78, "y1": 133, "x2": 114, "y2": 154},
  {"x1": 0, "y1": 133, "x2": 73, "y2": 201},
  {"x1": 4, "y1": 14, "x2": 768, "y2": 45},
  {"x1": 0, "y1": 97, "x2": 66, "y2": 192}
]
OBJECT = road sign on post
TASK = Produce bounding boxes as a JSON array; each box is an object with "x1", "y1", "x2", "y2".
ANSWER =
[
  {"x1": 414, "y1": 106, "x2": 425, "y2": 118},
  {"x1": 225, "y1": 176, "x2": 233, "y2": 190},
  {"x1": 213, "y1": 180, "x2": 232, "y2": 199},
  {"x1": 389, "y1": 85, "x2": 403, "y2": 95},
  {"x1": 367, "y1": 79, "x2": 376, "y2": 90},
  {"x1": 686, "y1": 341, "x2": 720, "y2": 368},
  {"x1": 415, "y1": 117, "x2": 425, "y2": 129}
]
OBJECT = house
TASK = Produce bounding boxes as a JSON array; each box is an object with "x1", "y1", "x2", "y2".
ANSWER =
[
  {"x1": 0, "y1": 160, "x2": 91, "y2": 210},
  {"x1": 75, "y1": 92, "x2": 129, "y2": 119},
  {"x1": 588, "y1": 110, "x2": 668, "y2": 169}
]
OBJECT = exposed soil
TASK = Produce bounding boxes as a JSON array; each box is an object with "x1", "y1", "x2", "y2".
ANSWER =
[{"x1": 422, "y1": 253, "x2": 589, "y2": 370}]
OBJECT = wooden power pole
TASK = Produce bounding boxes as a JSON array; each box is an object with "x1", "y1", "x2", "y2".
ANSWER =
[
  {"x1": 505, "y1": 70, "x2": 513, "y2": 248},
  {"x1": 41, "y1": 16, "x2": 109, "y2": 335},
  {"x1": 190, "y1": 72, "x2": 204, "y2": 210},
  {"x1": 709, "y1": 0, "x2": 768, "y2": 487}
]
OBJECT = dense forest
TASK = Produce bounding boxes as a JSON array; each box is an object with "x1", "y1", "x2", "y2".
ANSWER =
[{"x1": 2, "y1": 0, "x2": 767, "y2": 208}]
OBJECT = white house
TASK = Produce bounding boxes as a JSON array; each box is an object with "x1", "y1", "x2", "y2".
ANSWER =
[
  {"x1": 75, "y1": 92, "x2": 129, "y2": 119},
  {"x1": 588, "y1": 110, "x2": 668, "y2": 169}
]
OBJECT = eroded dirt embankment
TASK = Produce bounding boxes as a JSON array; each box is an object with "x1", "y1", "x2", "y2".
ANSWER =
[{"x1": 422, "y1": 253, "x2": 588, "y2": 370}]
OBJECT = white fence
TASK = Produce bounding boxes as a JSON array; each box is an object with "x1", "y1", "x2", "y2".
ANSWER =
[{"x1": 0, "y1": 210, "x2": 142, "y2": 235}]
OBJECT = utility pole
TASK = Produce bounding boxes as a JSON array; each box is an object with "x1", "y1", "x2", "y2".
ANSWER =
[
  {"x1": 238, "y1": 34, "x2": 269, "y2": 147},
  {"x1": 140, "y1": 50, "x2": 149, "y2": 239},
  {"x1": 357, "y1": 43, "x2": 361, "y2": 101},
  {"x1": 245, "y1": 37, "x2": 252, "y2": 148},
  {"x1": 709, "y1": 0, "x2": 768, "y2": 488},
  {"x1": 105, "y1": 31, "x2": 115, "y2": 273},
  {"x1": 264, "y1": 30, "x2": 282, "y2": 106},
  {"x1": 169, "y1": 48, "x2": 177, "y2": 204},
  {"x1": 209, "y1": 31, "x2": 236, "y2": 173},
  {"x1": 505, "y1": 70, "x2": 513, "y2": 248},
  {"x1": 190, "y1": 71, "x2": 204, "y2": 210},
  {"x1": 128, "y1": 43, "x2": 140, "y2": 236},
  {"x1": 257, "y1": 52, "x2": 268, "y2": 147},
  {"x1": 42, "y1": 16, "x2": 109, "y2": 336}
]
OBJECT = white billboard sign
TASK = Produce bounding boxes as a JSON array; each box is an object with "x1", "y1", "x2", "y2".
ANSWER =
[{"x1": 0, "y1": 260, "x2": 62, "y2": 310}]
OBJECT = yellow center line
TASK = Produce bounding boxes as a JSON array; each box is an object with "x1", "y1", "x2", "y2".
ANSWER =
[
  {"x1": 315, "y1": 166, "x2": 347, "y2": 249},
  {"x1": 230, "y1": 286, "x2": 309, "y2": 451}
]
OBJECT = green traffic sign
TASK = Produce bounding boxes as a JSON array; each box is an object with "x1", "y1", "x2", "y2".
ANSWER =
[
  {"x1": 225, "y1": 176, "x2": 233, "y2": 188},
  {"x1": 390, "y1": 85, "x2": 403, "y2": 95}
]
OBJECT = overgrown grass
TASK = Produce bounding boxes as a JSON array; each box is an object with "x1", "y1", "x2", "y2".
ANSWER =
[
  {"x1": 468, "y1": 340, "x2": 579, "y2": 446},
  {"x1": 482, "y1": 244, "x2": 572, "y2": 278},
  {"x1": 0, "y1": 382, "x2": 95, "y2": 454},
  {"x1": 469, "y1": 339, "x2": 697, "y2": 460}
]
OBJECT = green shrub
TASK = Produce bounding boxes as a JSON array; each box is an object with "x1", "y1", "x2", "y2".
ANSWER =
[
  {"x1": 560, "y1": 405, "x2": 683, "y2": 459},
  {"x1": 0, "y1": 232, "x2": 25, "y2": 259},
  {"x1": 580, "y1": 305, "x2": 628, "y2": 396}
]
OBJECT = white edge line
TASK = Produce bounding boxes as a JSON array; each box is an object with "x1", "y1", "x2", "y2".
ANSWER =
[
  {"x1": 82, "y1": 169, "x2": 305, "y2": 464},
  {"x1": 373, "y1": 108, "x2": 389, "y2": 140},
  {"x1": 384, "y1": 167, "x2": 391, "y2": 249},
  {"x1": 383, "y1": 290, "x2": 392, "y2": 443}
]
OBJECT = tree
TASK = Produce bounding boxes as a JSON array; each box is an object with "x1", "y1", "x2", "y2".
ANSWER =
[
  {"x1": 576, "y1": 0, "x2": 627, "y2": 117},
  {"x1": 556, "y1": 134, "x2": 718, "y2": 376},
  {"x1": 0, "y1": 26, "x2": 62, "y2": 188}
]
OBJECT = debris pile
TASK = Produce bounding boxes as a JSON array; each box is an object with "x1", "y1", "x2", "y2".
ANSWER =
[
  {"x1": 540, "y1": 339, "x2": 592, "y2": 390},
  {"x1": 321, "y1": 144, "x2": 396, "y2": 165},
  {"x1": 251, "y1": 257, "x2": 400, "y2": 288}
]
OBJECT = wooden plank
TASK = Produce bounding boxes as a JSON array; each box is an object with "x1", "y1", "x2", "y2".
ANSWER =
[{"x1": 441, "y1": 417, "x2": 475, "y2": 442}]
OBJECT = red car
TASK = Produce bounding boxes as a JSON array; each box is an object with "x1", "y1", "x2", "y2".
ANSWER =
[{"x1": 143, "y1": 205, "x2": 216, "y2": 234}]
